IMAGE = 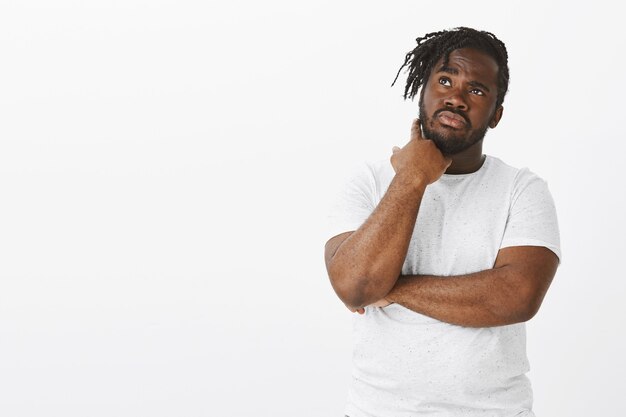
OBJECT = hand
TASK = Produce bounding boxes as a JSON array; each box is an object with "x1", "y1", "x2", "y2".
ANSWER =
[
  {"x1": 390, "y1": 119, "x2": 451, "y2": 185},
  {"x1": 371, "y1": 298, "x2": 393, "y2": 308}
]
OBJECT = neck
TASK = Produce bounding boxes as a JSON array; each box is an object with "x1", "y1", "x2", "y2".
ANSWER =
[{"x1": 444, "y1": 140, "x2": 485, "y2": 175}]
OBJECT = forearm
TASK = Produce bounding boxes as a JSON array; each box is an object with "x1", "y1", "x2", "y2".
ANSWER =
[
  {"x1": 328, "y1": 173, "x2": 427, "y2": 309},
  {"x1": 386, "y1": 266, "x2": 535, "y2": 327}
]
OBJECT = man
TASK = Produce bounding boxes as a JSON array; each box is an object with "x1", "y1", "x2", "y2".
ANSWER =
[{"x1": 324, "y1": 27, "x2": 560, "y2": 417}]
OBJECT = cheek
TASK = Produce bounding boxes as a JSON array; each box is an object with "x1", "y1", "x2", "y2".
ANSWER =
[
  {"x1": 473, "y1": 103, "x2": 498, "y2": 127},
  {"x1": 421, "y1": 88, "x2": 441, "y2": 114}
]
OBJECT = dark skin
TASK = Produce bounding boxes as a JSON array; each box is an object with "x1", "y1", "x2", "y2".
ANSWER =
[
  {"x1": 324, "y1": 48, "x2": 558, "y2": 327},
  {"x1": 422, "y1": 47, "x2": 503, "y2": 174}
]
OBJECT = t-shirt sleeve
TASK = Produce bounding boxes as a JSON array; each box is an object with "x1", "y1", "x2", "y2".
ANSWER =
[
  {"x1": 326, "y1": 162, "x2": 379, "y2": 241},
  {"x1": 500, "y1": 169, "x2": 561, "y2": 261}
]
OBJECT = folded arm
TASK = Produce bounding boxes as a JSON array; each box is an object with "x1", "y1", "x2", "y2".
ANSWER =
[
  {"x1": 325, "y1": 119, "x2": 451, "y2": 311},
  {"x1": 379, "y1": 245, "x2": 559, "y2": 327},
  {"x1": 324, "y1": 174, "x2": 425, "y2": 311}
]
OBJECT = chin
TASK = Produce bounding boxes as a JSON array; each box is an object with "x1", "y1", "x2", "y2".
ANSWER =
[
  {"x1": 423, "y1": 126, "x2": 468, "y2": 154},
  {"x1": 424, "y1": 120, "x2": 489, "y2": 155},
  {"x1": 431, "y1": 139, "x2": 471, "y2": 156}
]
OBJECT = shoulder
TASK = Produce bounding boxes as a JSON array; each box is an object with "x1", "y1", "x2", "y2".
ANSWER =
[
  {"x1": 362, "y1": 158, "x2": 394, "y2": 179},
  {"x1": 485, "y1": 155, "x2": 526, "y2": 181},
  {"x1": 493, "y1": 157, "x2": 561, "y2": 261},
  {"x1": 485, "y1": 156, "x2": 550, "y2": 196},
  {"x1": 347, "y1": 158, "x2": 394, "y2": 196}
]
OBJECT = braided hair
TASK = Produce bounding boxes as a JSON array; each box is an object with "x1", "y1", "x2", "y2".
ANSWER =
[{"x1": 391, "y1": 27, "x2": 509, "y2": 108}]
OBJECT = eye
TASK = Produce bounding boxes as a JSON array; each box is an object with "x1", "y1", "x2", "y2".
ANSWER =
[
  {"x1": 470, "y1": 88, "x2": 484, "y2": 96},
  {"x1": 438, "y1": 77, "x2": 451, "y2": 87}
]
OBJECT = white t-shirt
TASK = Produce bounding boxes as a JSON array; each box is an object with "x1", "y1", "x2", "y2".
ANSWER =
[{"x1": 327, "y1": 155, "x2": 561, "y2": 417}]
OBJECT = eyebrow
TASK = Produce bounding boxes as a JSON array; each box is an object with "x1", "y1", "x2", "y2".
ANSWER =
[{"x1": 437, "y1": 65, "x2": 492, "y2": 93}]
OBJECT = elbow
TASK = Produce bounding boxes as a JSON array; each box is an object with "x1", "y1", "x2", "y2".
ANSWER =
[
  {"x1": 327, "y1": 265, "x2": 369, "y2": 309},
  {"x1": 506, "y1": 304, "x2": 538, "y2": 325},
  {"x1": 339, "y1": 291, "x2": 369, "y2": 311},
  {"x1": 514, "y1": 280, "x2": 547, "y2": 322},
  {"x1": 486, "y1": 280, "x2": 545, "y2": 325},
  {"x1": 327, "y1": 261, "x2": 391, "y2": 310},
  {"x1": 508, "y1": 291, "x2": 541, "y2": 324},
  {"x1": 517, "y1": 293, "x2": 543, "y2": 322}
]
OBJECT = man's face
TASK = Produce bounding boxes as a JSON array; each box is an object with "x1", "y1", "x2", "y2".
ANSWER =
[{"x1": 418, "y1": 48, "x2": 503, "y2": 156}]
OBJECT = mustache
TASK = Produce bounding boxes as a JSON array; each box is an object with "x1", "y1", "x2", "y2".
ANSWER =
[{"x1": 433, "y1": 108, "x2": 471, "y2": 128}]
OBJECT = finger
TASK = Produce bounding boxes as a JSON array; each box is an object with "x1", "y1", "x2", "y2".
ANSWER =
[
  {"x1": 357, "y1": 308, "x2": 365, "y2": 314},
  {"x1": 410, "y1": 118, "x2": 423, "y2": 141}
]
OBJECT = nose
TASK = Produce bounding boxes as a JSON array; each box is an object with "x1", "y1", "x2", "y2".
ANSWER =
[{"x1": 444, "y1": 89, "x2": 468, "y2": 111}]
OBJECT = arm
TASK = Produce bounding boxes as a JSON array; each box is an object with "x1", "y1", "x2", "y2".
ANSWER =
[
  {"x1": 324, "y1": 119, "x2": 450, "y2": 311},
  {"x1": 324, "y1": 175, "x2": 425, "y2": 312},
  {"x1": 377, "y1": 245, "x2": 559, "y2": 327}
]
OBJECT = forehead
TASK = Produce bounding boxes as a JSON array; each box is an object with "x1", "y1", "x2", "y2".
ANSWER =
[{"x1": 433, "y1": 48, "x2": 499, "y2": 85}]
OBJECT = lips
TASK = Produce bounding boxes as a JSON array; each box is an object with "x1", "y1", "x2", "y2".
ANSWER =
[{"x1": 436, "y1": 110, "x2": 468, "y2": 129}]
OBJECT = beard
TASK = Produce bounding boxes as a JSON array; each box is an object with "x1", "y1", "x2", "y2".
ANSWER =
[{"x1": 418, "y1": 100, "x2": 490, "y2": 156}]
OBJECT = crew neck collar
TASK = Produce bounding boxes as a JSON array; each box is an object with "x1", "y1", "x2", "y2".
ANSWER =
[{"x1": 441, "y1": 155, "x2": 490, "y2": 179}]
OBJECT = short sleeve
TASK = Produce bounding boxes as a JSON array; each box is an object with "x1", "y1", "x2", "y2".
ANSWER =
[
  {"x1": 500, "y1": 169, "x2": 561, "y2": 261},
  {"x1": 325, "y1": 162, "x2": 379, "y2": 241}
]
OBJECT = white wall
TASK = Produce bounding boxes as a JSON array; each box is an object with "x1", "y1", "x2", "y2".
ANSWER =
[{"x1": 0, "y1": 1, "x2": 623, "y2": 416}]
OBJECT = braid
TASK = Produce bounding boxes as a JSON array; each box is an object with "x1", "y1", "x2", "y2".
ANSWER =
[{"x1": 391, "y1": 27, "x2": 509, "y2": 108}]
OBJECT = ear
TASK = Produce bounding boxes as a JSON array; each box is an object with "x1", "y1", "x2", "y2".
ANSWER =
[{"x1": 489, "y1": 106, "x2": 504, "y2": 128}]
